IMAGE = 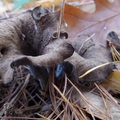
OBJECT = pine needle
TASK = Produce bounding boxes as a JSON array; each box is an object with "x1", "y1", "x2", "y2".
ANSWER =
[
  {"x1": 67, "y1": 78, "x2": 105, "y2": 115},
  {"x1": 95, "y1": 83, "x2": 120, "y2": 108},
  {"x1": 52, "y1": 83, "x2": 84, "y2": 120},
  {"x1": 79, "y1": 62, "x2": 114, "y2": 79}
]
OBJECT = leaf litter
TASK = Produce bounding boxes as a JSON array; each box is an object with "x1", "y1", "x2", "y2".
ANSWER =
[{"x1": 0, "y1": 0, "x2": 120, "y2": 120}]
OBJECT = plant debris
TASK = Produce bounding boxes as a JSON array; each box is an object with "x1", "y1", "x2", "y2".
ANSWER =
[{"x1": 0, "y1": 0, "x2": 120, "y2": 120}]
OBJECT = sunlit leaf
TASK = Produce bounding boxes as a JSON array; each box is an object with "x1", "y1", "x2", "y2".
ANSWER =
[{"x1": 102, "y1": 71, "x2": 120, "y2": 92}]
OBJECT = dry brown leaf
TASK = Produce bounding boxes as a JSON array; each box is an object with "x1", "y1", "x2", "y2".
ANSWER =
[
  {"x1": 76, "y1": 92, "x2": 120, "y2": 120},
  {"x1": 64, "y1": 0, "x2": 120, "y2": 46}
]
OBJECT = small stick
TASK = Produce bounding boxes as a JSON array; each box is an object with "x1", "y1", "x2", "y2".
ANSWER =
[{"x1": 57, "y1": 0, "x2": 66, "y2": 38}]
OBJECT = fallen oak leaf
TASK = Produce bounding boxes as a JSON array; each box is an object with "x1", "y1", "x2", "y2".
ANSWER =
[{"x1": 64, "y1": 0, "x2": 120, "y2": 46}]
